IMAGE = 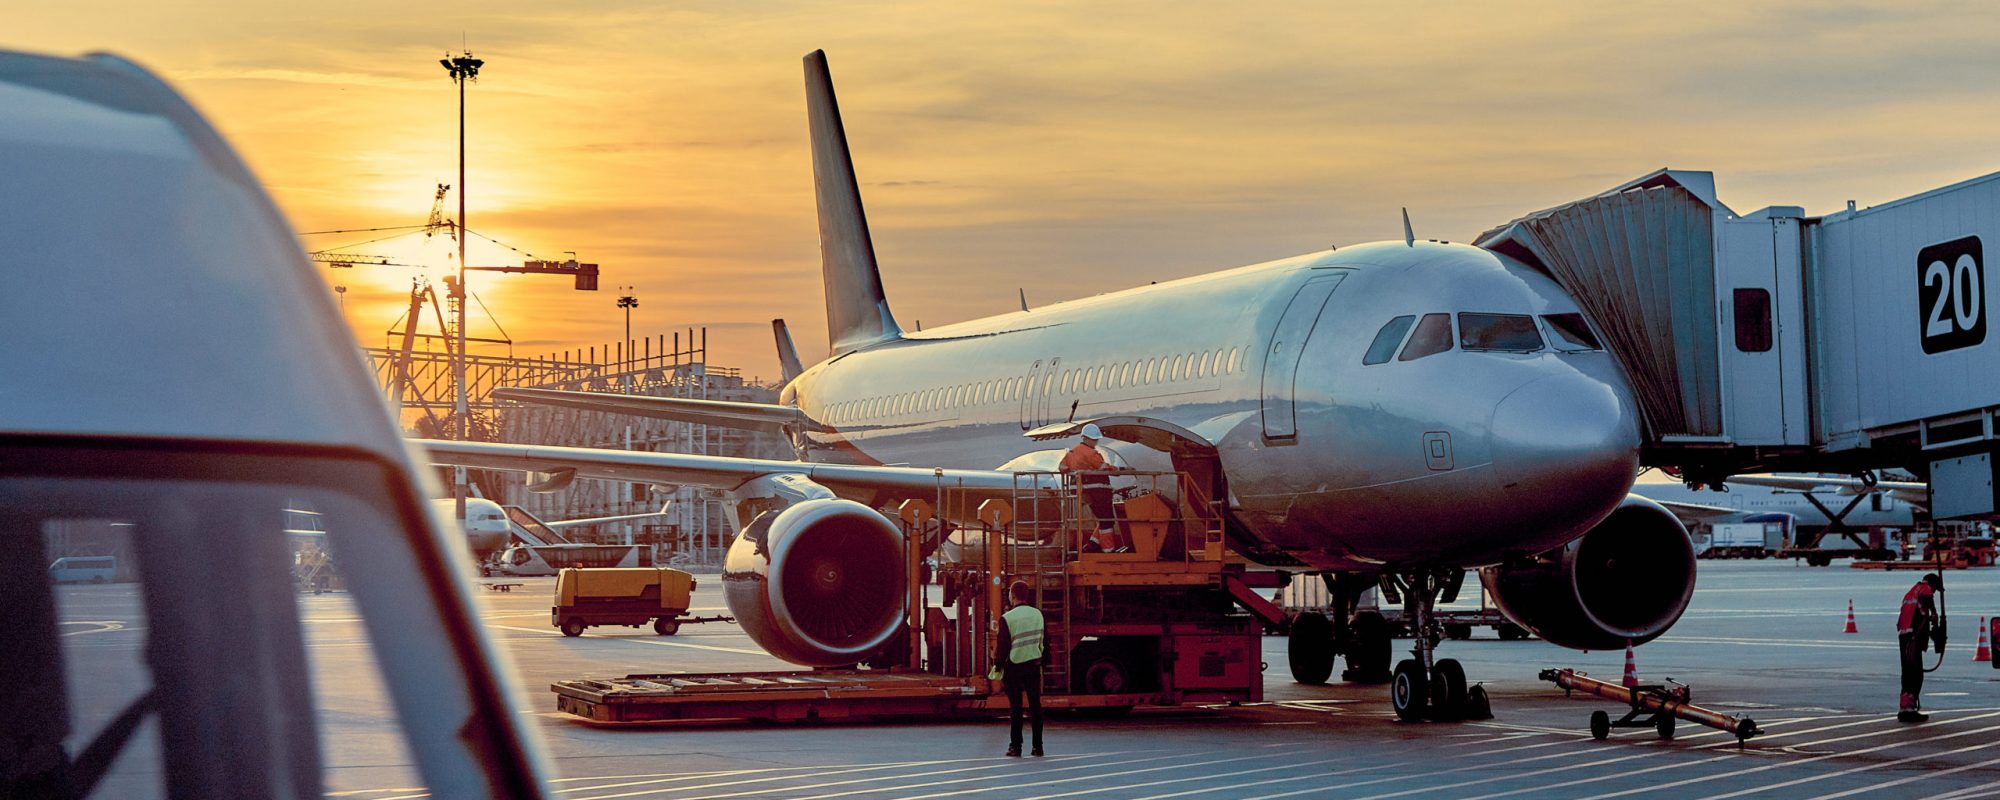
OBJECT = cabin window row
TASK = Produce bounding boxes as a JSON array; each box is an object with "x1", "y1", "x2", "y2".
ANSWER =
[{"x1": 822, "y1": 346, "x2": 1244, "y2": 424}]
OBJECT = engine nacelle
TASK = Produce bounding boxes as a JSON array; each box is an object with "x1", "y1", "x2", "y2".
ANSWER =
[
  {"x1": 721, "y1": 498, "x2": 906, "y2": 666},
  {"x1": 1479, "y1": 495, "x2": 1695, "y2": 651}
]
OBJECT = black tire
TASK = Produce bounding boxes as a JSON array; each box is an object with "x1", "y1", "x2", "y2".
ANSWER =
[
  {"x1": 1656, "y1": 713, "x2": 1676, "y2": 740},
  {"x1": 1347, "y1": 611, "x2": 1392, "y2": 683},
  {"x1": 1495, "y1": 623, "x2": 1528, "y2": 641},
  {"x1": 1432, "y1": 659, "x2": 1469, "y2": 718},
  {"x1": 1082, "y1": 656, "x2": 1131, "y2": 695},
  {"x1": 1075, "y1": 704, "x2": 1136, "y2": 719},
  {"x1": 1464, "y1": 685, "x2": 1493, "y2": 720},
  {"x1": 1391, "y1": 659, "x2": 1429, "y2": 721},
  {"x1": 561, "y1": 618, "x2": 587, "y2": 638},
  {"x1": 1590, "y1": 710, "x2": 1611, "y2": 740},
  {"x1": 1443, "y1": 623, "x2": 1472, "y2": 641},
  {"x1": 654, "y1": 618, "x2": 681, "y2": 636},
  {"x1": 1288, "y1": 612, "x2": 1335, "y2": 685}
]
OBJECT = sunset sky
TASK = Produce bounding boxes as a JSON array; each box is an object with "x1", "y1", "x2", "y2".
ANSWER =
[{"x1": 13, "y1": 1, "x2": 2000, "y2": 379}]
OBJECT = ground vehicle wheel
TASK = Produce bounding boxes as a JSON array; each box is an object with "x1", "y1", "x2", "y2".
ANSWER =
[
  {"x1": 1431, "y1": 658, "x2": 1469, "y2": 718},
  {"x1": 1806, "y1": 553, "x2": 1831, "y2": 567},
  {"x1": 1495, "y1": 623, "x2": 1527, "y2": 641},
  {"x1": 1075, "y1": 704, "x2": 1136, "y2": 719},
  {"x1": 1464, "y1": 685, "x2": 1493, "y2": 720},
  {"x1": 1288, "y1": 612, "x2": 1334, "y2": 684},
  {"x1": 561, "y1": 618, "x2": 587, "y2": 637},
  {"x1": 654, "y1": 618, "x2": 681, "y2": 636},
  {"x1": 1443, "y1": 623, "x2": 1472, "y2": 640},
  {"x1": 1655, "y1": 713, "x2": 1676, "y2": 740},
  {"x1": 1347, "y1": 611, "x2": 1392, "y2": 683},
  {"x1": 1082, "y1": 655, "x2": 1131, "y2": 695},
  {"x1": 1590, "y1": 710, "x2": 1611, "y2": 740},
  {"x1": 1391, "y1": 659, "x2": 1429, "y2": 721}
]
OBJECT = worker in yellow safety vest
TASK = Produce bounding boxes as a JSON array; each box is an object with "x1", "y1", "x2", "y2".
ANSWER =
[{"x1": 993, "y1": 580, "x2": 1046, "y2": 756}]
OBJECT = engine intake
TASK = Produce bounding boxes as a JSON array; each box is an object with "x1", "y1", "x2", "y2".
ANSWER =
[
  {"x1": 722, "y1": 498, "x2": 906, "y2": 666},
  {"x1": 1480, "y1": 495, "x2": 1695, "y2": 650}
]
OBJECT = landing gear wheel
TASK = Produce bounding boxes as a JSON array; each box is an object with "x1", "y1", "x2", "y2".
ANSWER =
[
  {"x1": 1431, "y1": 659, "x2": 1468, "y2": 719},
  {"x1": 1288, "y1": 612, "x2": 1334, "y2": 685},
  {"x1": 1345, "y1": 611, "x2": 1391, "y2": 683},
  {"x1": 561, "y1": 618, "x2": 586, "y2": 638},
  {"x1": 1655, "y1": 714, "x2": 1676, "y2": 740},
  {"x1": 1464, "y1": 685, "x2": 1493, "y2": 720},
  {"x1": 1590, "y1": 710, "x2": 1611, "y2": 740},
  {"x1": 654, "y1": 618, "x2": 681, "y2": 636},
  {"x1": 1391, "y1": 659, "x2": 1429, "y2": 721}
]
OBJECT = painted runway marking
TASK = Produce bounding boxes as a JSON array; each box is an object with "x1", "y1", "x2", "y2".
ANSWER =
[
  {"x1": 851, "y1": 751, "x2": 1280, "y2": 800},
  {"x1": 1811, "y1": 751, "x2": 2000, "y2": 799},
  {"x1": 1588, "y1": 719, "x2": 2000, "y2": 798},
  {"x1": 491, "y1": 624, "x2": 764, "y2": 656},
  {"x1": 1020, "y1": 758, "x2": 1388, "y2": 800},
  {"x1": 1704, "y1": 735, "x2": 2000, "y2": 799},
  {"x1": 657, "y1": 753, "x2": 1185, "y2": 800},
  {"x1": 1656, "y1": 634, "x2": 1892, "y2": 650}
]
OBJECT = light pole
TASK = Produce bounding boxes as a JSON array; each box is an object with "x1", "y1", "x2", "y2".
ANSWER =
[
  {"x1": 617, "y1": 286, "x2": 639, "y2": 364},
  {"x1": 442, "y1": 50, "x2": 483, "y2": 519},
  {"x1": 334, "y1": 284, "x2": 346, "y2": 310}
]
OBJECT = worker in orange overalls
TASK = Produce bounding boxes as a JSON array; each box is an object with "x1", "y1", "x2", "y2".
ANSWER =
[
  {"x1": 1059, "y1": 423, "x2": 1121, "y2": 552},
  {"x1": 1897, "y1": 573, "x2": 1946, "y2": 723}
]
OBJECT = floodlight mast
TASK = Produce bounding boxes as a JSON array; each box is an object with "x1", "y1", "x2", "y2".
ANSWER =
[{"x1": 442, "y1": 50, "x2": 482, "y2": 519}]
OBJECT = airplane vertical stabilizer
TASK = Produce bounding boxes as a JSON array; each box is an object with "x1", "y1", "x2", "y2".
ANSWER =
[
  {"x1": 804, "y1": 50, "x2": 903, "y2": 355},
  {"x1": 773, "y1": 318, "x2": 805, "y2": 383}
]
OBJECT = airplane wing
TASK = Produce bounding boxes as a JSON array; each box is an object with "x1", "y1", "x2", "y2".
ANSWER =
[
  {"x1": 1725, "y1": 474, "x2": 1929, "y2": 496},
  {"x1": 420, "y1": 439, "x2": 1040, "y2": 508},
  {"x1": 544, "y1": 502, "x2": 674, "y2": 530},
  {"x1": 1651, "y1": 499, "x2": 1745, "y2": 523},
  {"x1": 492, "y1": 386, "x2": 821, "y2": 435}
]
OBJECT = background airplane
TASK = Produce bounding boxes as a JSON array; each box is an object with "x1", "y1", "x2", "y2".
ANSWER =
[{"x1": 423, "y1": 50, "x2": 1700, "y2": 721}]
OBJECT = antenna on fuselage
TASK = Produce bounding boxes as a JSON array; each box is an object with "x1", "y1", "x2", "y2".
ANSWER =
[
  {"x1": 1402, "y1": 207, "x2": 1415, "y2": 247},
  {"x1": 1019, "y1": 288, "x2": 1029, "y2": 312}
]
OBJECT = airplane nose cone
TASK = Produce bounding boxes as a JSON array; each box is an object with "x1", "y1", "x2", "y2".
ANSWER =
[{"x1": 1489, "y1": 374, "x2": 1640, "y2": 543}]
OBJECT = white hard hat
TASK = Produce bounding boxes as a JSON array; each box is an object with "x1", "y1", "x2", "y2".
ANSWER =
[{"x1": 1080, "y1": 423, "x2": 1103, "y2": 441}]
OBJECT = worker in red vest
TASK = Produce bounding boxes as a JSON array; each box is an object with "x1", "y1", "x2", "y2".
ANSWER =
[
  {"x1": 1059, "y1": 423, "x2": 1121, "y2": 552},
  {"x1": 1897, "y1": 573, "x2": 1946, "y2": 723}
]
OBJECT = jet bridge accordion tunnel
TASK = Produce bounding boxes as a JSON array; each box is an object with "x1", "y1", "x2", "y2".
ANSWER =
[{"x1": 1480, "y1": 167, "x2": 2000, "y2": 517}]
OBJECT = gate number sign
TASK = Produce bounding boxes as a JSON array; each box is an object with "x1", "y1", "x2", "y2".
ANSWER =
[{"x1": 1918, "y1": 235, "x2": 1985, "y2": 355}]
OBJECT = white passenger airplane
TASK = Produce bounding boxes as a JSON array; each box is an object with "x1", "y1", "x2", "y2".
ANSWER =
[{"x1": 423, "y1": 50, "x2": 1700, "y2": 720}]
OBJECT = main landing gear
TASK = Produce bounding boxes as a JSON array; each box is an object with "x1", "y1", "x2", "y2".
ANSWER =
[
  {"x1": 1288, "y1": 573, "x2": 1390, "y2": 687},
  {"x1": 1385, "y1": 568, "x2": 1491, "y2": 722}
]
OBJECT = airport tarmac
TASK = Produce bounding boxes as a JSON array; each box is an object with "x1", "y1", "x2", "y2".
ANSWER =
[{"x1": 56, "y1": 560, "x2": 2000, "y2": 798}]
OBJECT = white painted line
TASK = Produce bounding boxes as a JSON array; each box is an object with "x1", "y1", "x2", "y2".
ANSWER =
[
  {"x1": 861, "y1": 752, "x2": 1276, "y2": 800},
  {"x1": 1028, "y1": 758, "x2": 1385, "y2": 800},
  {"x1": 1453, "y1": 754, "x2": 1739, "y2": 800},
  {"x1": 490, "y1": 624, "x2": 764, "y2": 655},
  {"x1": 1812, "y1": 752, "x2": 2000, "y2": 799},
  {"x1": 1656, "y1": 635, "x2": 1892, "y2": 650},
  {"x1": 563, "y1": 757, "x2": 1083, "y2": 800},
  {"x1": 1705, "y1": 735, "x2": 2000, "y2": 800},
  {"x1": 578, "y1": 754, "x2": 1159, "y2": 800},
  {"x1": 1589, "y1": 720, "x2": 2000, "y2": 799}
]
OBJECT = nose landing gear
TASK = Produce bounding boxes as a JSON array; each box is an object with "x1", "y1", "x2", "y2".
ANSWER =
[{"x1": 1387, "y1": 568, "x2": 1493, "y2": 722}]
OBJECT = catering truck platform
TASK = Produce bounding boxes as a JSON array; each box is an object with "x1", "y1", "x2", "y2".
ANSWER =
[{"x1": 550, "y1": 469, "x2": 1284, "y2": 723}]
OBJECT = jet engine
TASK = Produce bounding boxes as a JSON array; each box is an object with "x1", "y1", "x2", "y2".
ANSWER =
[
  {"x1": 721, "y1": 498, "x2": 906, "y2": 666},
  {"x1": 1479, "y1": 495, "x2": 1695, "y2": 651}
]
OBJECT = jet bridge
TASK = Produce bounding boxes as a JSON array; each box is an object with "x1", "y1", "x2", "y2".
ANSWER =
[{"x1": 1479, "y1": 168, "x2": 2000, "y2": 518}]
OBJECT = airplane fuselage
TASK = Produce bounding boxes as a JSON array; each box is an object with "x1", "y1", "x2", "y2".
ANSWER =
[{"x1": 782, "y1": 240, "x2": 1643, "y2": 571}]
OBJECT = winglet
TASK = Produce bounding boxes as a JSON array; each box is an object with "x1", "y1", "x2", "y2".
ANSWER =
[
  {"x1": 805, "y1": 50, "x2": 903, "y2": 355},
  {"x1": 1019, "y1": 288, "x2": 1029, "y2": 312},
  {"x1": 1402, "y1": 207, "x2": 1415, "y2": 247},
  {"x1": 772, "y1": 318, "x2": 804, "y2": 383}
]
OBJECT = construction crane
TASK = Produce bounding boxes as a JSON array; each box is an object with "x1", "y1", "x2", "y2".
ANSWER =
[{"x1": 425, "y1": 183, "x2": 453, "y2": 240}]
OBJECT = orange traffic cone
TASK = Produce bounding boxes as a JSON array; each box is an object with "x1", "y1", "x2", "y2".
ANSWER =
[
  {"x1": 1844, "y1": 599, "x2": 1859, "y2": 634},
  {"x1": 1622, "y1": 642, "x2": 1639, "y2": 688},
  {"x1": 1975, "y1": 617, "x2": 1992, "y2": 663}
]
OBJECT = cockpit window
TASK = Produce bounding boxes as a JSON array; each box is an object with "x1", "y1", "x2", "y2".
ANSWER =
[
  {"x1": 1542, "y1": 313, "x2": 1604, "y2": 351},
  {"x1": 1397, "y1": 313, "x2": 1453, "y2": 361},
  {"x1": 1458, "y1": 313, "x2": 1544, "y2": 352},
  {"x1": 1363, "y1": 315, "x2": 1416, "y2": 365}
]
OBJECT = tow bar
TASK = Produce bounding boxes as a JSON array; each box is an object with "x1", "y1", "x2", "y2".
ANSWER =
[{"x1": 1539, "y1": 668, "x2": 1761, "y2": 747}]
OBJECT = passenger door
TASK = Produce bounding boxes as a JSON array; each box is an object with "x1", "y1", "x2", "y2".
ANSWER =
[
  {"x1": 1018, "y1": 359, "x2": 1043, "y2": 430},
  {"x1": 1261, "y1": 272, "x2": 1349, "y2": 440}
]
